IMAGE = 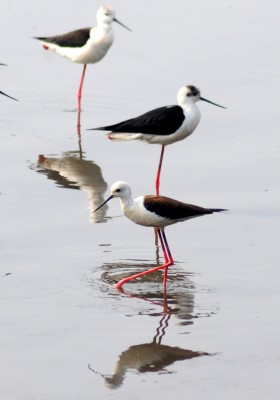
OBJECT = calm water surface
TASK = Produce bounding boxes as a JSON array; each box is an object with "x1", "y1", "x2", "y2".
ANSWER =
[{"x1": 1, "y1": 0, "x2": 280, "y2": 399}]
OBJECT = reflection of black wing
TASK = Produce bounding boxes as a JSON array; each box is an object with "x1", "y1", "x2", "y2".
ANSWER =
[
  {"x1": 136, "y1": 344, "x2": 209, "y2": 372},
  {"x1": 34, "y1": 28, "x2": 91, "y2": 48},
  {"x1": 103, "y1": 342, "x2": 209, "y2": 388},
  {"x1": 92, "y1": 105, "x2": 185, "y2": 136}
]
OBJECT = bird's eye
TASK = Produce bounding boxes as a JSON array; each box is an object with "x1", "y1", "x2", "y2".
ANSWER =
[
  {"x1": 115, "y1": 188, "x2": 121, "y2": 192},
  {"x1": 105, "y1": 12, "x2": 109, "y2": 16}
]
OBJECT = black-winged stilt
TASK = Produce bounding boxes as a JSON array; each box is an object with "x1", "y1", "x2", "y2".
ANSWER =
[
  {"x1": 34, "y1": 5, "x2": 131, "y2": 114},
  {"x1": 93, "y1": 181, "x2": 227, "y2": 289},
  {"x1": 89, "y1": 85, "x2": 226, "y2": 194}
]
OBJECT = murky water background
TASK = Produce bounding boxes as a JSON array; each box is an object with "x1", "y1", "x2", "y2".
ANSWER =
[{"x1": 1, "y1": 0, "x2": 280, "y2": 399}]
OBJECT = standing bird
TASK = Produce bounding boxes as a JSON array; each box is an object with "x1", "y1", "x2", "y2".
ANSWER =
[
  {"x1": 93, "y1": 181, "x2": 227, "y2": 289},
  {"x1": 34, "y1": 5, "x2": 131, "y2": 115},
  {"x1": 89, "y1": 85, "x2": 226, "y2": 194}
]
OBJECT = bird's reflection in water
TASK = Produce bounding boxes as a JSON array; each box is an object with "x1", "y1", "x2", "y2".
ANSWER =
[
  {"x1": 37, "y1": 152, "x2": 108, "y2": 223},
  {"x1": 88, "y1": 285, "x2": 210, "y2": 389}
]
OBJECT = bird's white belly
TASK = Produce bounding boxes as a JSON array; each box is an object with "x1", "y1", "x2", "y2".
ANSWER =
[
  {"x1": 122, "y1": 200, "x2": 174, "y2": 228},
  {"x1": 109, "y1": 107, "x2": 201, "y2": 145},
  {"x1": 49, "y1": 35, "x2": 113, "y2": 64},
  {"x1": 150, "y1": 115, "x2": 200, "y2": 145}
]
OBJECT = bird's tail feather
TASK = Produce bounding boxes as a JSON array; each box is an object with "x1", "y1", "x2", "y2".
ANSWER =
[{"x1": 210, "y1": 208, "x2": 228, "y2": 213}]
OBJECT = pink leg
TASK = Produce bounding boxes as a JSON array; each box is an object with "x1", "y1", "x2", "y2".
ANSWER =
[
  {"x1": 77, "y1": 64, "x2": 87, "y2": 113},
  {"x1": 155, "y1": 145, "x2": 165, "y2": 195},
  {"x1": 158, "y1": 229, "x2": 174, "y2": 287},
  {"x1": 157, "y1": 229, "x2": 169, "y2": 263},
  {"x1": 115, "y1": 228, "x2": 173, "y2": 289},
  {"x1": 161, "y1": 229, "x2": 174, "y2": 265},
  {"x1": 115, "y1": 263, "x2": 170, "y2": 289}
]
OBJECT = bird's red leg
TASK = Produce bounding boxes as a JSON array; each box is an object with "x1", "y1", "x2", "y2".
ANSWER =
[
  {"x1": 77, "y1": 64, "x2": 87, "y2": 115},
  {"x1": 160, "y1": 229, "x2": 174, "y2": 287},
  {"x1": 154, "y1": 145, "x2": 165, "y2": 244},
  {"x1": 157, "y1": 229, "x2": 169, "y2": 263},
  {"x1": 115, "y1": 228, "x2": 173, "y2": 289},
  {"x1": 115, "y1": 263, "x2": 168, "y2": 289},
  {"x1": 155, "y1": 145, "x2": 165, "y2": 195},
  {"x1": 161, "y1": 229, "x2": 174, "y2": 265}
]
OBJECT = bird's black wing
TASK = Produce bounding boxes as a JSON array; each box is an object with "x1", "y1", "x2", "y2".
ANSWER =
[
  {"x1": 34, "y1": 28, "x2": 91, "y2": 48},
  {"x1": 91, "y1": 105, "x2": 185, "y2": 136},
  {"x1": 144, "y1": 195, "x2": 226, "y2": 220}
]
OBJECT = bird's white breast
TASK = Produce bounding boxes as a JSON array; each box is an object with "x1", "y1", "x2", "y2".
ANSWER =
[
  {"x1": 47, "y1": 27, "x2": 114, "y2": 64},
  {"x1": 150, "y1": 104, "x2": 201, "y2": 145},
  {"x1": 121, "y1": 196, "x2": 173, "y2": 228}
]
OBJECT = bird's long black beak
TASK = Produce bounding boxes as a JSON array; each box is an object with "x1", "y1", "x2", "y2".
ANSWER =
[
  {"x1": 93, "y1": 195, "x2": 115, "y2": 213},
  {"x1": 200, "y1": 97, "x2": 226, "y2": 109},
  {"x1": 113, "y1": 18, "x2": 132, "y2": 32},
  {"x1": 0, "y1": 90, "x2": 18, "y2": 101}
]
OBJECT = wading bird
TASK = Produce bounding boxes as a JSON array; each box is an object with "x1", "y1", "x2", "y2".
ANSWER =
[{"x1": 94, "y1": 181, "x2": 227, "y2": 289}]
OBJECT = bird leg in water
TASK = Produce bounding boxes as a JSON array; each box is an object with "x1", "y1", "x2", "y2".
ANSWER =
[
  {"x1": 159, "y1": 229, "x2": 174, "y2": 287},
  {"x1": 114, "y1": 228, "x2": 173, "y2": 289}
]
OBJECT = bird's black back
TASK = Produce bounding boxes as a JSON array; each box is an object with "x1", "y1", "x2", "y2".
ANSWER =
[
  {"x1": 93, "y1": 105, "x2": 185, "y2": 136},
  {"x1": 144, "y1": 195, "x2": 227, "y2": 220},
  {"x1": 34, "y1": 28, "x2": 91, "y2": 48}
]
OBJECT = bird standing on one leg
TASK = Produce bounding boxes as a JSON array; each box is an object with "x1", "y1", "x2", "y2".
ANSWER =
[
  {"x1": 89, "y1": 85, "x2": 226, "y2": 195},
  {"x1": 34, "y1": 5, "x2": 131, "y2": 118},
  {"x1": 93, "y1": 181, "x2": 227, "y2": 289}
]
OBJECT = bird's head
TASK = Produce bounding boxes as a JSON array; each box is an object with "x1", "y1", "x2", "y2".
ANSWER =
[
  {"x1": 97, "y1": 6, "x2": 131, "y2": 31},
  {"x1": 177, "y1": 85, "x2": 226, "y2": 109},
  {"x1": 93, "y1": 181, "x2": 132, "y2": 213}
]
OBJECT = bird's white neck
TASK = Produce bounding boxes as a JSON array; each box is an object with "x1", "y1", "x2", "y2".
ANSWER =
[
  {"x1": 97, "y1": 21, "x2": 113, "y2": 34},
  {"x1": 119, "y1": 196, "x2": 134, "y2": 212},
  {"x1": 179, "y1": 97, "x2": 198, "y2": 112},
  {"x1": 180, "y1": 97, "x2": 201, "y2": 125}
]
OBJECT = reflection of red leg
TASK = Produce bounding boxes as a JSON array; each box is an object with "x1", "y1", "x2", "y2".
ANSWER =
[
  {"x1": 77, "y1": 111, "x2": 82, "y2": 130},
  {"x1": 77, "y1": 64, "x2": 87, "y2": 113},
  {"x1": 155, "y1": 145, "x2": 165, "y2": 195}
]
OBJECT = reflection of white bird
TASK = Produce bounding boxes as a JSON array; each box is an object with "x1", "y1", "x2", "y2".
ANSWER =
[
  {"x1": 100, "y1": 342, "x2": 208, "y2": 389},
  {"x1": 34, "y1": 5, "x2": 131, "y2": 112},
  {"x1": 89, "y1": 291, "x2": 207, "y2": 389},
  {"x1": 38, "y1": 155, "x2": 108, "y2": 223},
  {"x1": 94, "y1": 181, "x2": 227, "y2": 288}
]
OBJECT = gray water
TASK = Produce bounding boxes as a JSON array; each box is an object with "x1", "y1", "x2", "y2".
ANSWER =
[{"x1": 1, "y1": 0, "x2": 280, "y2": 399}]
